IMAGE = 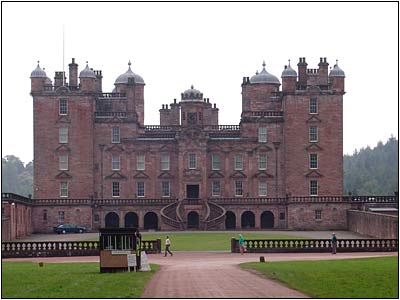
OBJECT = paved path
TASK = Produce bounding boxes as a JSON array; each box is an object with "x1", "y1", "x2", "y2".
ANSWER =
[{"x1": 4, "y1": 251, "x2": 397, "y2": 298}]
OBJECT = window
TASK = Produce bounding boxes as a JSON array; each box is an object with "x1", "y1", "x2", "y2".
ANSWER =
[
  {"x1": 182, "y1": 112, "x2": 186, "y2": 120},
  {"x1": 212, "y1": 154, "x2": 221, "y2": 170},
  {"x1": 279, "y1": 212, "x2": 285, "y2": 220},
  {"x1": 188, "y1": 153, "x2": 196, "y2": 169},
  {"x1": 59, "y1": 99, "x2": 68, "y2": 115},
  {"x1": 137, "y1": 154, "x2": 145, "y2": 170},
  {"x1": 309, "y1": 153, "x2": 318, "y2": 169},
  {"x1": 258, "y1": 181, "x2": 267, "y2": 196},
  {"x1": 112, "y1": 127, "x2": 120, "y2": 143},
  {"x1": 162, "y1": 181, "x2": 170, "y2": 197},
  {"x1": 94, "y1": 214, "x2": 100, "y2": 223},
  {"x1": 212, "y1": 181, "x2": 221, "y2": 196},
  {"x1": 258, "y1": 127, "x2": 267, "y2": 143},
  {"x1": 59, "y1": 128, "x2": 68, "y2": 144},
  {"x1": 161, "y1": 153, "x2": 170, "y2": 170},
  {"x1": 137, "y1": 182, "x2": 145, "y2": 197},
  {"x1": 315, "y1": 210, "x2": 322, "y2": 220},
  {"x1": 234, "y1": 154, "x2": 243, "y2": 170},
  {"x1": 235, "y1": 180, "x2": 243, "y2": 196},
  {"x1": 258, "y1": 154, "x2": 267, "y2": 170},
  {"x1": 309, "y1": 126, "x2": 318, "y2": 142},
  {"x1": 59, "y1": 154, "x2": 68, "y2": 170},
  {"x1": 58, "y1": 211, "x2": 65, "y2": 223},
  {"x1": 112, "y1": 155, "x2": 120, "y2": 170},
  {"x1": 310, "y1": 180, "x2": 318, "y2": 196},
  {"x1": 309, "y1": 98, "x2": 318, "y2": 114},
  {"x1": 43, "y1": 209, "x2": 48, "y2": 221},
  {"x1": 60, "y1": 182, "x2": 68, "y2": 197},
  {"x1": 112, "y1": 182, "x2": 120, "y2": 197}
]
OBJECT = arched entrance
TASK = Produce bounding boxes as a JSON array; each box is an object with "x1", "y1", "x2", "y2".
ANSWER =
[
  {"x1": 187, "y1": 211, "x2": 199, "y2": 229},
  {"x1": 241, "y1": 211, "x2": 255, "y2": 229},
  {"x1": 261, "y1": 211, "x2": 274, "y2": 229},
  {"x1": 125, "y1": 212, "x2": 139, "y2": 228},
  {"x1": 144, "y1": 212, "x2": 158, "y2": 230},
  {"x1": 225, "y1": 211, "x2": 236, "y2": 229},
  {"x1": 105, "y1": 212, "x2": 119, "y2": 228}
]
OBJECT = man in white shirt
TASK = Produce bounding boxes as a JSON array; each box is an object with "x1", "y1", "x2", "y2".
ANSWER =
[{"x1": 164, "y1": 236, "x2": 173, "y2": 257}]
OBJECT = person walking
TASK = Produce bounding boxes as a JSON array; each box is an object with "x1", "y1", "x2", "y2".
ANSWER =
[
  {"x1": 239, "y1": 234, "x2": 245, "y2": 255},
  {"x1": 331, "y1": 232, "x2": 337, "y2": 254},
  {"x1": 164, "y1": 236, "x2": 173, "y2": 257}
]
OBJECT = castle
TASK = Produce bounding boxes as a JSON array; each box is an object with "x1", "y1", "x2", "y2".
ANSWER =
[{"x1": 28, "y1": 56, "x2": 347, "y2": 232}]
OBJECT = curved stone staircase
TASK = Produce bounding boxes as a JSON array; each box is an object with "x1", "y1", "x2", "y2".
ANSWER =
[{"x1": 160, "y1": 198, "x2": 226, "y2": 230}]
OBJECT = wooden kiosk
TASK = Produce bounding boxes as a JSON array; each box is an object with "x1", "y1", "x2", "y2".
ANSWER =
[{"x1": 99, "y1": 228, "x2": 141, "y2": 273}]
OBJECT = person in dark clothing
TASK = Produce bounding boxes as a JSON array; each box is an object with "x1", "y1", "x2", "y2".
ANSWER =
[{"x1": 331, "y1": 233, "x2": 337, "y2": 254}]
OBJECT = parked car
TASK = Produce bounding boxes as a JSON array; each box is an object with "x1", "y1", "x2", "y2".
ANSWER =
[{"x1": 53, "y1": 224, "x2": 87, "y2": 234}]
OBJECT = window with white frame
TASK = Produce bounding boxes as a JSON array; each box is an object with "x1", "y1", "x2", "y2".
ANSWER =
[
  {"x1": 59, "y1": 99, "x2": 68, "y2": 115},
  {"x1": 43, "y1": 209, "x2": 48, "y2": 221},
  {"x1": 112, "y1": 155, "x2": 120, "y2": 170},
  {"x1": 309, "y1": 153, "x2": 318, "y2": 169},
  {"x1": 212, "y1": 181, "x2": 221, "y2": 196},
  {"x1": 137, "y1": 154, "x2": 145, "y2": 170},
  {"x1": 258, "y1": 154, "x2": 267, "y2": 170},
  {"x1": 137, "y1": 182, "x2": 145, "y2": 197},
  {"x1": 258, "y1": 127, "x2": 267, "y2": 143},
  {"x1": 112, "y1": 127, "x2": 120, "y2": 143},
  {"x1": 112, "y1": 182, "x2": 120, "y2": 197},
  {"x1": 235, "y1": 180, "x2": 243, "y2": 196},
  {"x1": 234, "y1": 154, "x2": 243, "y2": 170},
  {"x1": 60, "y1": 182, "x2": 68, "y2": 197},
  {"x1": 315, "y1": 209, "x2": 322, "y2": 220},
  {"x1": 59, "y1": 154, "x2": 68, "y2": 170},
  {"x1": 188, "y1": 153, "x2": 196, "y2": 169},
  {"x1": 309, "y1": 126, "x2": 318, "y2": 142},
  {"x1": 59, "y1": 127, "x2": 68, "y2": 144},
  {"x1": 58, "y1": 211, "x2": 65, "y2": 223},
  {"x1": 309, "y1": 98, "x2": 318, "y2": 114},
  {"x1": 161, "y1": 153, "x2": 170, "y2": 170},
  {"x1": 258, "y1": 181, "x2": 267, "y2": 196},
  {"x1": 212, "y1": 154, "x2": 221, "y2": 170},
  {"x1": 162, "y1": 181, "x2": 170, "y2": 197},
  {"x1": 310, "y1": 180, "x2": 318, "y2": 196}
]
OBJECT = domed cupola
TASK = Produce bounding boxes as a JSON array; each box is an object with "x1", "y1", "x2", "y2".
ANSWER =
[
  {"x1": 79, "y1": 62, "x2": 96, "y2": 78},
  {"x1": 281, "y1": 60, "x2": 297, "y2": 78},
  {"x1": 30, "y1": 61, "x2": 47, "y2": 78},
  {"x1": 250, "y1": 61, "x2": 280, "y2": 85},
  {"x1": 329, "y1": 60, "x2": 345, "y2": 77},
  {"x1": 114, "y1": 61, "x2": 145, "y2": 85},
  {"x1": 181, "y1": 85, "x2": 203, "y2": 101}
]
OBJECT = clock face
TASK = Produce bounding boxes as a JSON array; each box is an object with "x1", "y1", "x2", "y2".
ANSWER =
[{"x1": 188, "y1": 112, "x2": 197, "y2": 124}]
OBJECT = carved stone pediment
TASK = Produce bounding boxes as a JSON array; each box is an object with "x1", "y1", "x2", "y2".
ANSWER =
[
  {"x1": 305, "y1": 170, "x2": 323, "y2": 178},
  {"x1": 230, "y1": 170, "x2": 247, "y2": 178},
  {"x1": 158, "y1": 171, "x2": 175, "y2": 179},
  {"x1": 305, "y1": 143, "x2": 323, "y2": 151},
  {"x1": 183, "y1": 169, "x2": 202, "y2": 179},
  {"x1": 55, "y1": 144, "x2": 71, "y2": 153},
  {"x1": 106, "y1": 144, "x2": 124, "y2": 153},
  {"x1": 105, "y1": 171, "x2": 127, "y2": 180},
  {"x1": 55, "y1": 171, "x2": 72, "y2": 179},
  {"x1": 208, "y1": 171, "x2": 225, "y2": 179},
  {"x1": 306, "y1": 85, "x2": 321, "y2": 95},
  {"x1": 252, "y1": 171, "x2": 274, "y2": 178},
  {"x1": 55, "y1": 86, "x2": 70, "y2": 95},
  {"x1": 133, "y1": 171, "x2": 149, "y2": 179},
  {"x1": 306, "y1": 115, "x2": 322, "y2": 123},
  {"x1": 56, "y1": 115, "x2": 71, "y2": 124},
  {"x1": 252, "y1": 144, "x2": 273, "y2": 153}
]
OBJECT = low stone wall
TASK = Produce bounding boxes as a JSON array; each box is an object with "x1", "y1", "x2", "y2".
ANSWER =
[{"x1": 347, "y1": 210, "x2": 398, "y2": 239}]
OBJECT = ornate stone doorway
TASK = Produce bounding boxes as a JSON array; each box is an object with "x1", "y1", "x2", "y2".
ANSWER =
[
  {"x1": 187, "y1": 211, "x2": 199, "y2": 229},
  {"x1": 261, "y1": 211, "x2": 274, "y2": 228}
]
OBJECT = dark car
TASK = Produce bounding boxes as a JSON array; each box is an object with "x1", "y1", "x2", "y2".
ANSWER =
[{"x1": 53, "y1": 224, "x2": 87, "y2": 234}]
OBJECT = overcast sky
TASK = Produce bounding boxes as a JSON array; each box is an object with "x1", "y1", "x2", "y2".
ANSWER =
[{"x1": 2, "y1": 2, "x2": 398, "y2": 164}]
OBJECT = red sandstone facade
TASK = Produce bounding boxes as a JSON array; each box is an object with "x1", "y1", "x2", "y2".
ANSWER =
[{"x1": 28, "y1": 57, "x2": 347, "y2": 232}]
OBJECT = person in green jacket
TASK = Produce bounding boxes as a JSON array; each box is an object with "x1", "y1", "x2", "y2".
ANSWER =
[
  {"x1": 239, "y1": 234, "x2": 245, "y2": 255},
  {"x1": 331, "y1": 233, "x2": 337, "y2": 254}
]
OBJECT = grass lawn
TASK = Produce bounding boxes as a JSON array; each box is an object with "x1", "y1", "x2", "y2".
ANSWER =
[
  {"x1": 241, "y1": 256, "x2": 398, "y2": 298},
  {"x1": 140, "y1": 232, "x2": 307, "y2": 251},
  {"x1": 2, "y1": 262, "x2": 159, "y2": 298}
]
